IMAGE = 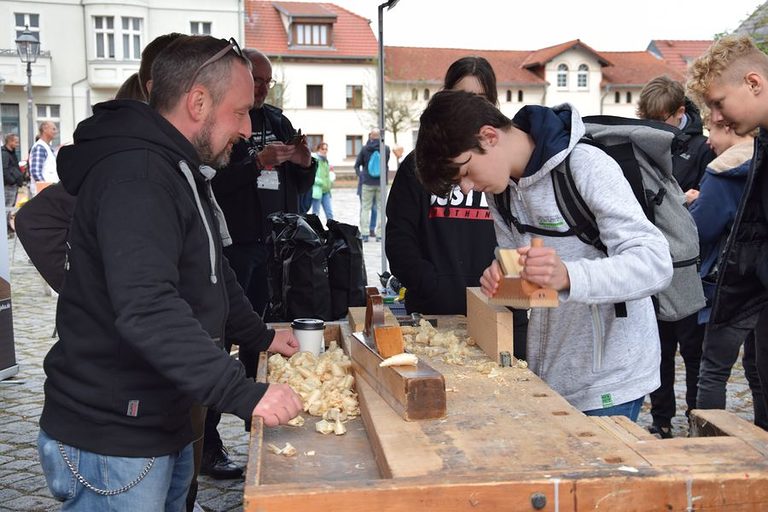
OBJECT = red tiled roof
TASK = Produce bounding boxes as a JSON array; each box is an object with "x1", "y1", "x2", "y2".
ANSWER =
[
  {"x1": 646, "y1": 40, "x2": 714, "y2": 77},
  {"x1": 522, "y1": 39, "x2": 612, "y2": 69},
  {"x1": 600, "y1": 51, "x2": 685, "y2": 86},
  {"x1": 385, "y1": 46, "x2": 546, "y2": 86},
  {"x1": 272, "y1": 1, "x2": 336, "y2": 18},
  {"x1": 245, "y1": 0, "x2": 377, "y2": 59}
]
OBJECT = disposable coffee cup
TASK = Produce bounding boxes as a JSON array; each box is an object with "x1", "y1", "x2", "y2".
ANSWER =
[{"x1": 291, "y1": 318, "x2": 325, "y2": 356}]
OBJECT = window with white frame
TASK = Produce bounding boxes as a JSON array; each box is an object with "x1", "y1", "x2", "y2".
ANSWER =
[
  {"x1": 294, "y1": 23, "x2": 330, "y2": 46},
  {"x1": 577, "y1": 64, "x2": 589, "y2": 88},
  {"x1": 190, "y1": 21, "x2": 211, "y2": 35},
  {"x1": 121, "y1": 17, "x2": 142, "y2": 60},
  {"x1": 14, "y1": 13, "x2": 40, "y2": 41},
  {"x1": 94, "y1": 16, "x2": 115, "y2": 59},
  {"x1": 36, "y1": 104, "x2": 61, "y2": 147},
  {"x1": 557, "y1": 64, "x2": 568, "y2": 88}
]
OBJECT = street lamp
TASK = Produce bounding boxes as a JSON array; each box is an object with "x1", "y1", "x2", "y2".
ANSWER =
[
  {"x1": 15, "y1": 26, "x2": 40, "y2": 162},
  {"x1": 377, "y1": 0, "x2": 399, "y2": 275}
]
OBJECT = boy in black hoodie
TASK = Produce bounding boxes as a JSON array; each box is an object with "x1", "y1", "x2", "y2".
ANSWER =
[{"x1": 36, "y1": 36, "x2": 302, "y2": 510}]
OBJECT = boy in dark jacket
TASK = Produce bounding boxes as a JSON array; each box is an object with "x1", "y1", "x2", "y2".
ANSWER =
[
  {"x1": 688, "y1": 35, "x2": 768, "y2": 429},
  {"x1": 686, "y1": 115, "x2": 765, "y2": 429},
  {"x1": 36, "y1": 36, "x2": 302, "y2": 510}
]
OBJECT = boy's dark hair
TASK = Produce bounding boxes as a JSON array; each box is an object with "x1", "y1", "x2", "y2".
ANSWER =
[
  {"x1": 443, "y1": 56, "x2": 498, "y2": 105},
  {"x1": 138, "y1": 32, "x2": 184, "y2": 99},
  {"x1": 636, "y1": 75, "x2": 685, "y2": 121},
  {"x1": 149, "y1": 35, "x2": 247, "y2": 114},
  {"x1": 415, "y1": 90, "x2": 511, "y2": 196}
]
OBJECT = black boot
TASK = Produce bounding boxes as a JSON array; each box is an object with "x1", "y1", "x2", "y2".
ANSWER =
[{"x1": 200, "y1": 442, "x2": 243, "y2": 480}]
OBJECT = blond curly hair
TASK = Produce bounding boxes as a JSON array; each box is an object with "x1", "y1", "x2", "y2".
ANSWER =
[{"x1": 687, "y1": 35, "x2": 768, "y2": 104}]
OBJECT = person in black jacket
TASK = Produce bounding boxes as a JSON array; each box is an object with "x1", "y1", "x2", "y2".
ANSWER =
[
  {"x1": 637, "y1": 75, "x2": 715, "y2": 438},
  {"x1": 1, "y1": 133, "x2": 24, "y2": 233},
  {"x1": 206, "y1": 47, "x2": 315, "y2": 479},
  {"x1": 688, "y1": 35, "x2": 768, "y2": 433},
  {"x1": 36, "y1": 36, "x2": 303, "y2": 510},
  {"x1": 385, "y1": 56, "x2": 528, "y2": 358}
]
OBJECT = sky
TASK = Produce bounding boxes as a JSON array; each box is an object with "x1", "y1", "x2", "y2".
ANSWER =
[{"x1": 330, "y1": 0, "x2": 766, "y2": 51}]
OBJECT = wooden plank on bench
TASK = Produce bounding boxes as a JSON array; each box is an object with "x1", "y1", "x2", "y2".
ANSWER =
[{"x1": 690, "y1": 408, "x2": 768, "y2": 457}]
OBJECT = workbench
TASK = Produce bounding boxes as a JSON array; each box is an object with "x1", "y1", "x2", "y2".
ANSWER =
[{"x1": 244, "y1": 311, "x2": 768, "y2": 511}]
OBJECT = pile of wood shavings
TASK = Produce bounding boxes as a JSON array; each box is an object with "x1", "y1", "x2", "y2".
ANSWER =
[
  {"x1": 268, "y1": 341, "x2": 358, "y2": 436},
  {"x1": 402, "y1": 319, "x2": 529, "y2": 380}
]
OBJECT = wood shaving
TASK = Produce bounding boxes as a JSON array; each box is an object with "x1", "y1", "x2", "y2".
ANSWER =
[{"x1": 267, "y1": 442, "x2": 297, "y2": 456}]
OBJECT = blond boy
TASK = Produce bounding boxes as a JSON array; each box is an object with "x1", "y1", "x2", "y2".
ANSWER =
[{"x1": 688, "y1": 35, "x2": 768, "y2": 422}]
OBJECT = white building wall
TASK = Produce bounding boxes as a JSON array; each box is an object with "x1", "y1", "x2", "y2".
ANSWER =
[
  {"x1": 0, "y1": 0, "x2": 86, "y2": 152},
  {"x1": 0, "y1": 0, "x2": 241, "y2": 155},
  {"x1": 276, "y1": 61, "x2": 379, "y2": 169},
  {"x1": 0, "y1": 0, "x2": 659, "y2": 164}
]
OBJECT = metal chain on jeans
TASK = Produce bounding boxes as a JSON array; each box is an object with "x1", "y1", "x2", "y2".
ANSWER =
[{"x1": 57, "y1": 441, "x2": 156, "y2": 496}]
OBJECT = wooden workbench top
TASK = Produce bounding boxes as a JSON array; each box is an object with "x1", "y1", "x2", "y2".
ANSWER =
[{"x1": 245, "y1": 314, "x2": 768, "y2": 511}]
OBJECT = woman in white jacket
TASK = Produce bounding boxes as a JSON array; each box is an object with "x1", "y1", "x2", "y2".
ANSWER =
[{"x1": 414, "y1": 90, "x2": 673, "y2": 420}]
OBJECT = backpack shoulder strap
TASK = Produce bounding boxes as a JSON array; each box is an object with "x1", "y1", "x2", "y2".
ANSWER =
[
  {"x1": 553, "y1": 139, "x2": 607, "y2": 253},
  {"x1": 492, "y1": 187, "x2": 573, "y2": 238}
]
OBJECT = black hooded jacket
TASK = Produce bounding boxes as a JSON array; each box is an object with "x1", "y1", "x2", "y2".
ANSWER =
[
  {"x1": 40, "y1": 100, "x2": 275, "y2": 457},
  {"x1": 673, "y1": 98, "x2": 715, "y2": 191},
  {"x1": 710, "y1": 130, "x2": 768, "y2": 327}
]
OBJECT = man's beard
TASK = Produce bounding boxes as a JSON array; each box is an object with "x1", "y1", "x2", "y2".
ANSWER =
[{"x1": 192, "y1": 114, "x2": 234, "y2": 169}]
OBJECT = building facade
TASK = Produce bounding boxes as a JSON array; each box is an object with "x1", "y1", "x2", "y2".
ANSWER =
[
  {"x1": 0, "y1": 0, "x2": 243, "y2": 157},
  {"x1": 1, "y1": 0, "x2": 722, "y2": 170}
]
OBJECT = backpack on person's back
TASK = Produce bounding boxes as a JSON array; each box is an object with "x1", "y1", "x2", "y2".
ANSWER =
[
  {"x1": 367, "y1": 149, "x2": 381, "y2": 178},
  {"x1": 494, "y1": 115, "x2": 705, "y2": 322}
]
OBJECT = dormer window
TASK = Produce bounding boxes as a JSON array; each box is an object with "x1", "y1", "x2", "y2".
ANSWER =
[{"x1": 293, "y1": 23, "x2": 331, "y2": 46}]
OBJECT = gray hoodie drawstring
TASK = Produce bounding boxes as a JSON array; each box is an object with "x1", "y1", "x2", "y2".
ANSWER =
[
  {"x1": 198, "y1": 165, "x2": 232, "y2": 247},
  {"x1": 178, "y1": 161, "x2": 221, "y2": 285}
]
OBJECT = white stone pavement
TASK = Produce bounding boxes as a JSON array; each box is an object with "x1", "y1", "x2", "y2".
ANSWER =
[{"x1": 0, "y1": 184, "x2": 756, "y2": 512}]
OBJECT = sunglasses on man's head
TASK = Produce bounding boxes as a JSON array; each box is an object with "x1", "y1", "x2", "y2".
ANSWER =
[{"x1": 184, "y1": 37, "x2": 244, "y2": 93}]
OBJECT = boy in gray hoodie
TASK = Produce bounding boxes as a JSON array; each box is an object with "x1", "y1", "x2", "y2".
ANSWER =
[{"x1": 415, "y1": 90, "x2": 673, "y2": 420}]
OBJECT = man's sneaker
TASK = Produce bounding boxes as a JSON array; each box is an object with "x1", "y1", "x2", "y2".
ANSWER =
[
  {"x1": 200, "y1": 445, "x2": 243, "y2": 480},
  {"x1": 369, "y1": 229, "x2": 376, "y2": 238},
  {"x1": 362, "y1": 235, "x2": 369, "y2": 243},
  {"x1": 375, "y1": 236, "x2": 382, "y2": 242},
  {"x1": 648, "y1": 423, "x2": 673, "y2": 439}
]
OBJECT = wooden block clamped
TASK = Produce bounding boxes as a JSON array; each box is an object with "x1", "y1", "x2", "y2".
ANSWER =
[{"x1": 489, "y1": 238, "x2": 559, "y2": 308}]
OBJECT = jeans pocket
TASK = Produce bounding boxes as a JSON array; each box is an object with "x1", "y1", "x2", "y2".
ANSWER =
[{"x1": 37, "y1": 430, "x2": 77, "y2": 501}]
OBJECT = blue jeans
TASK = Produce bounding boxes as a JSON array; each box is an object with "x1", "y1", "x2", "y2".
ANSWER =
[
  {"x1": 38, "y1": 429, "x2": 194, "y2": 511},
  {"x1": 583, "y1": 397, "x2": 644, "y2": 422},
  {"x1": 311, "y1": 192, "x2": 334, "y2": 220}
]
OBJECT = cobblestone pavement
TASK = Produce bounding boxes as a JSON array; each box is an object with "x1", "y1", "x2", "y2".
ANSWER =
[{"x1": 0, "y1": 186, "x2": 756, "y2": 511}]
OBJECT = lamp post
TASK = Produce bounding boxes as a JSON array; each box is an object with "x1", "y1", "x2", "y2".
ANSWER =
[
  {"x1": 377, "y1": 0, "x2": 399, "y2": 275},
  {"x1": 15, "y1": 26, "x2": 40, "y2": 162}
]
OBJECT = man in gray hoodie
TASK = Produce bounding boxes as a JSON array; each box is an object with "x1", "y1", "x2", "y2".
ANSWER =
[{"x1": 415, "y1": 91, "x2": 672, "y2": 420}]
